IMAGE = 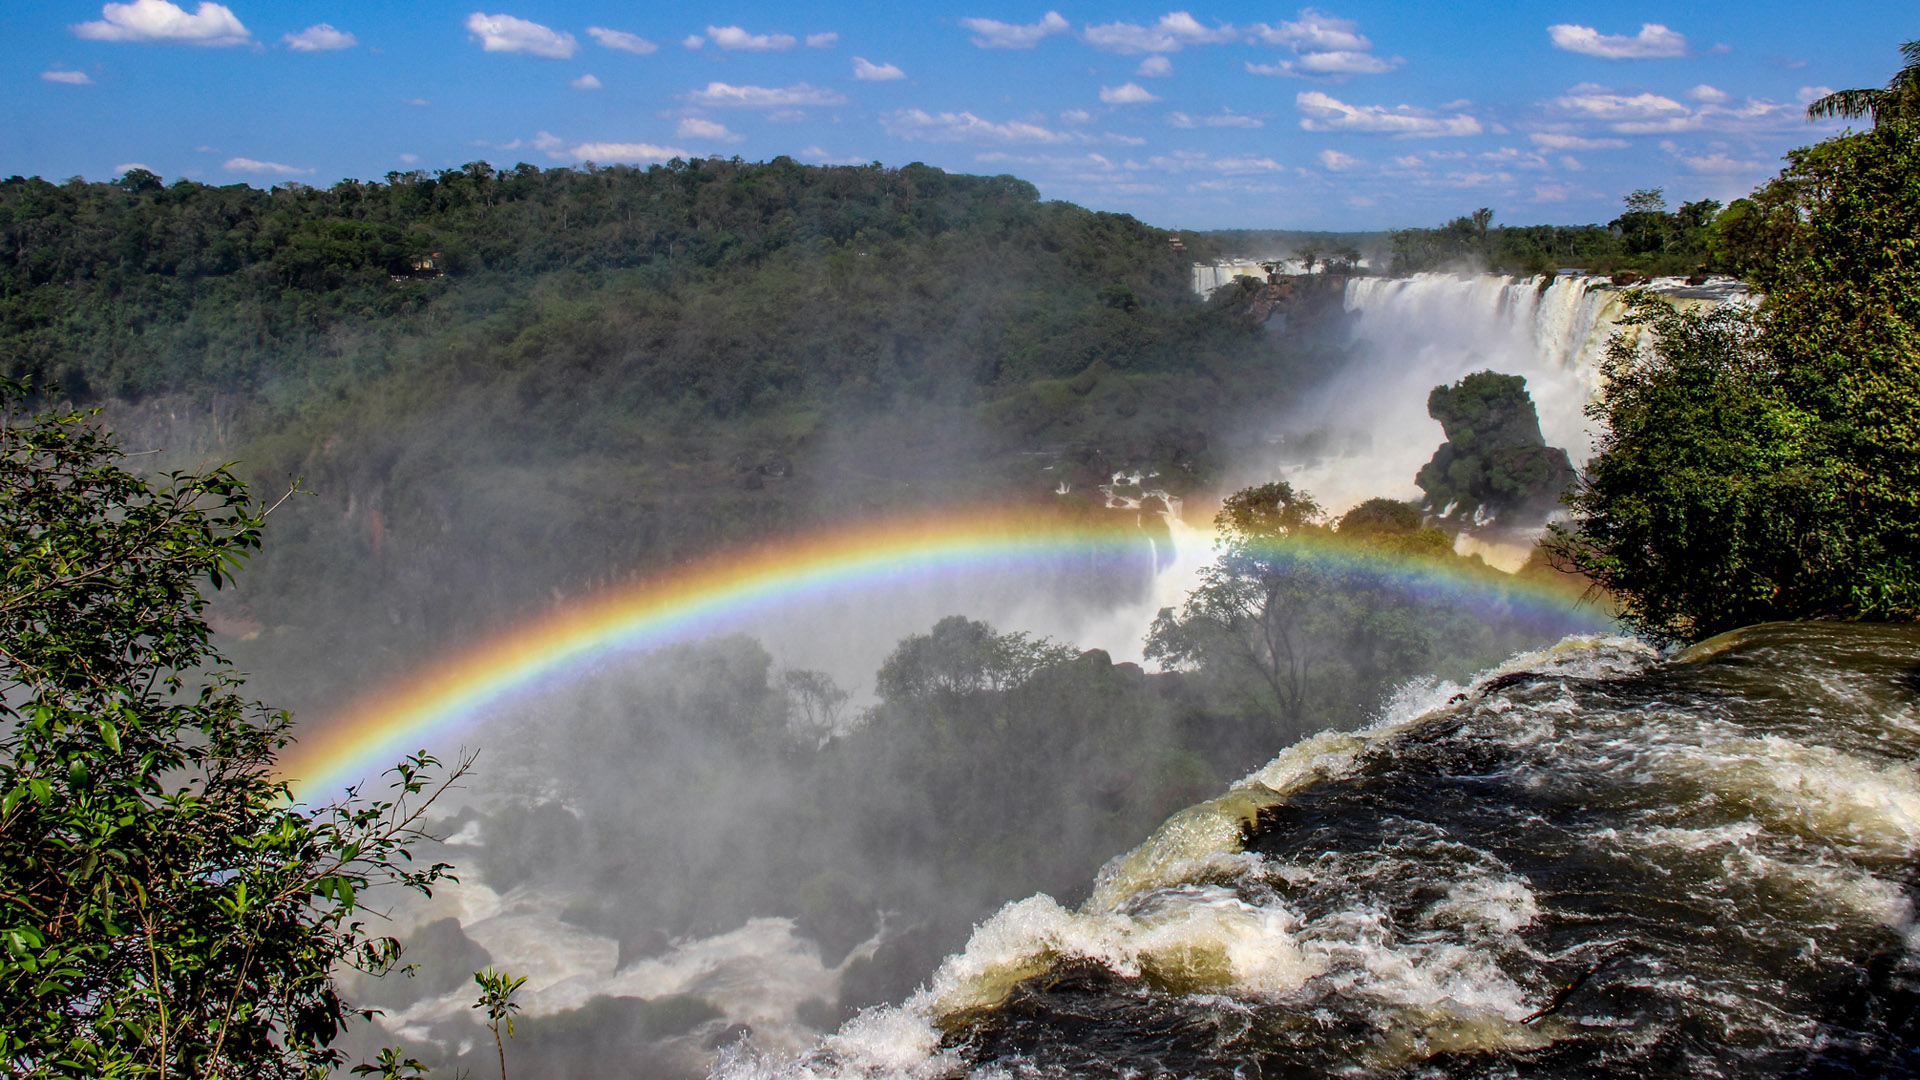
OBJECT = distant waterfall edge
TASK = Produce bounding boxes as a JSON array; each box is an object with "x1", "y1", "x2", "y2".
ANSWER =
[{"x1": 1263, "y1": 271, "x2": 1746, "y2": 571}]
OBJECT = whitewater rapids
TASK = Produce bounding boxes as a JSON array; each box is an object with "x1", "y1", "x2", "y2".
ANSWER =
[{"x1": 721, "y1": 623, "x2": 1920, "y2": 1079}]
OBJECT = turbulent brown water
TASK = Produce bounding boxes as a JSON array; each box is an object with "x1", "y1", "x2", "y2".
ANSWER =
[{"x1": 724, "y1": 623, "x2": 1920, "y2": 1079}]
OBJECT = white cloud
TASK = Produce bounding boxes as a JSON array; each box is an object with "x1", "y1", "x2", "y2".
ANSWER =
[
  {"x1": 1478, "y1": 145, "x2": 1551, "y2": 169},
  {"x1": 707, "y1": 26, "x2": 796, "y2": 51},
  {"x1": 1661, "y1": 140, "x2": 1763, "y2": 173},
  {"x1": 801, "y1": 146, "x2": 872, "y2": 166},
  {"x1": 571, "y1": 73, "x2": 601, "y2": 89},
  {"x1": 1100, "y1": 82, "x2": 1159, "y2": 104},
  {"x1": 1687, "y1": 84, "x2": 1728, "y2": 103},
  {"x1": 1084, "y1": 11, "x2": 1235, "y2": 54},
  {"x1": 1250, "y1": 52, "x2": 1405, "y2": 77},
  {"x1": 1168, "y1": 109, "x2": 1261, "y2": 128},
  {"x1": 567, "y1": 142, "x2": 692, "y2": 163},
  {"x1": 41, "y1": 69, "x2": 94, "y2": 84},
  {"x1": 404, "y1": 97, "x2": 430, "y2": 107},
  {"x1": 882, "y1": 109, "x2": 1070, "y2": 144},
  {"x1": 684, "y1": 82, "x2": 846, "y2": 108},
  {"x1": 1533, "y1": 183, "x2": 1576, "y2": 202},
  {"x1": 532, "y1": 131, "x2": 563, "y2": 152},
  {"x1": 1060, "y1": 109, "x2": 1093, "y2": 123},
  {"x1": 1798, "y1": 85, "x2": 1835, "y2": 104},
  {"x1": 1292, "y1": 50, "x2": 1398, "y2": 75},
  {"x1": 682, "y1": 35, "x2": 704, "y2": 49},
  {"x1": 806, "y1": 32, "x2": 837, "y2": 48},
  {"x1": 1547, "y1": 23, "x2": 1686, "y2": 60},
  {"x1": 114, "y1": 162, "x2": 153, "y2": 174},
  {"x1": 466, "y1": 13, "x2": 576, "y2": 58},
  {"x1": 959, "y1": 11, "x2": 1069, "y2": 48},
  {"x1": 1144, "y1": 150, "x2": 1285, "y2": 174},
  {"x1": 1552, "y1": 85, "x2": 1687, "y2": 121},
  {"x1": 225, "y1": 157, "x2": 311, "y2": 175},
  {"x1": 398, "y1": 153, "x2": 419, "y2": 163},
  {"x1": 1251, "y1": 10, "x2": 1369, "y2": 51},
  {"x1": 1529, "y1": 132, "x2": 1629, "y2": 150},
  {"x1": 74, "y1": 0, "x2": 249, "y2": 45},
  {"x1": 1137, "y1": 55, "x2": 1173, "y2": 77},
  {"x1": 1549, "y1": 82, "x2": 1799, "y2": 134},
  {"x1": 1318, "y1": 148, "x2": 1360, "y2": 171},
  {"x1": 1246, "y1": 11, "x2": 1397, "y2": 78},
  {"x1": 588, "y1": 27, "x2": 656, "y2": 55},
  {"x1": 678, "y1": 117, "x2": 744, "y2": 143},
  {"x1": 853, "y1": 57, "x2": 905, "y2": 80},
  {"x1": 283, "y1": 23, "x2": 355, "y2": 51},
  {"x1": 1295, "y1": 91, "x2": 1481, "y2": 136}
]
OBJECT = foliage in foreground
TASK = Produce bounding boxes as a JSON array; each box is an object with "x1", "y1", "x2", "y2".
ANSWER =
[
  {"x1": 0, "y1": 382, "x2": 458, "y2": 1078},
  {"x1": 1554, "y1": 99, "x2": 1920, "y2": 642}
]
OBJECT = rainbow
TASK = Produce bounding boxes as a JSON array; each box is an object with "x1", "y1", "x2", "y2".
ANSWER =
[{"x1": 279, "y1": 508, "x2": 1611, "y2": 799}]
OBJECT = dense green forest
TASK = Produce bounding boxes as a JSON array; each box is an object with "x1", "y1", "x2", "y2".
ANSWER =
[
  {"x1": 1551, "y1": 56, "x2": 1920, "y2": 640},
  {"x1": 2, "y1": 158, "x2": 1333, "y2": 708},
  {"x1": 1, "y1": 158, "x2": 1258, "y2": 403}
]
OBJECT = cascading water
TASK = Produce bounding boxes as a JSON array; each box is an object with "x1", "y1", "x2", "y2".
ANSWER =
[
  {"x1": 1275, "y1": 273, "x2": 1743, "y2": 524},
  {"x1": 722, "y1": 623, "x2": 1920, "y2": 1079}
]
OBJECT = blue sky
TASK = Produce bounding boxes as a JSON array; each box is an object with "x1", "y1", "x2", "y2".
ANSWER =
[{"x1": 7, "y1": 1, "x2": 1912, "y2": 229}]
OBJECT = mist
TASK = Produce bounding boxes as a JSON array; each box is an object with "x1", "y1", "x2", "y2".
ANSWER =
[{"x1": 257, "y1": 267, "x2": 1665, "y2": 1078}]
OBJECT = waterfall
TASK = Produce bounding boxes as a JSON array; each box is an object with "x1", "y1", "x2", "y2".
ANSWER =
[{"x1": 1274, "y1": 272, "x2": 1745, "y2": 536}]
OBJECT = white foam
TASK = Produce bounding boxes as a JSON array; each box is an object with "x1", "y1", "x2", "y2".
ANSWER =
[{"x1": 1655, "y1": 735, "x2": 1920, "y2": 858}]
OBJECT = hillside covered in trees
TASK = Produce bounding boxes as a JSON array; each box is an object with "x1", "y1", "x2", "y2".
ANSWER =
[
  {"x1": 1, "y1": 158, "x2": 1261, "y2": 404},
  {"x1": 2, "y1": 158, "x2": 1335, "y2": 707}
]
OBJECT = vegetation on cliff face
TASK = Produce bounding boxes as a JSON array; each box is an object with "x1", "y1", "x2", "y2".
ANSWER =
[
  {"x1": 1554, "y1": 44, "x2": 1920, "y2": 642},
  {"x1": 1415, "y1": 371, "x2": 1575, "y2": 525}
]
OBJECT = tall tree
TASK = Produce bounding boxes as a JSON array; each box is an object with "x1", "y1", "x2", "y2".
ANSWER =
[
  {"x1": 1146, "y1": 483, "x2": 1337, "y2": 723},
  {"x1": 1806, "y1": 40, "x2": 1920, "y2": 126}
]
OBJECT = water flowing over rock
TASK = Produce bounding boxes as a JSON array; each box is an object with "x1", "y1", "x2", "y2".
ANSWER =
[
  {"x1": 1278, "y1": 273, "x2": 1741, "y2": 512},
  {"x1": 725, "y1": 623, "x2": 1920, "y2": 1079}
]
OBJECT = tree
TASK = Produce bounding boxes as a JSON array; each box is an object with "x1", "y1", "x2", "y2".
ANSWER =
[
  {"x1": 1613, "y1": 188, "x2": 1671, "y2": 255},
  {"x1": 1806, "y1": 39, "x2": 1920, "y2": 127},
  {"x1": 1553, "y1": 94, "x2": 1920, "y2": 640},
  {"x1": 1549, "y1": 298, "x2": 1841, "y2": 642},
  {"x1": 1145, "y1": 482, "x2": 1336, "y2": 723},
  {"x1": 472, "y1": 967, "x2": 527, "y2": 1080},
  {"x1": 875, "y1": 615, "x2": 1076, "y2": 703},
  {"x1": 0, "y1": 383, "x2": 463, "y2": 1078},
  {"x1": 1148, "y1": 483, "x2": 1539, "y2": 729}
]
